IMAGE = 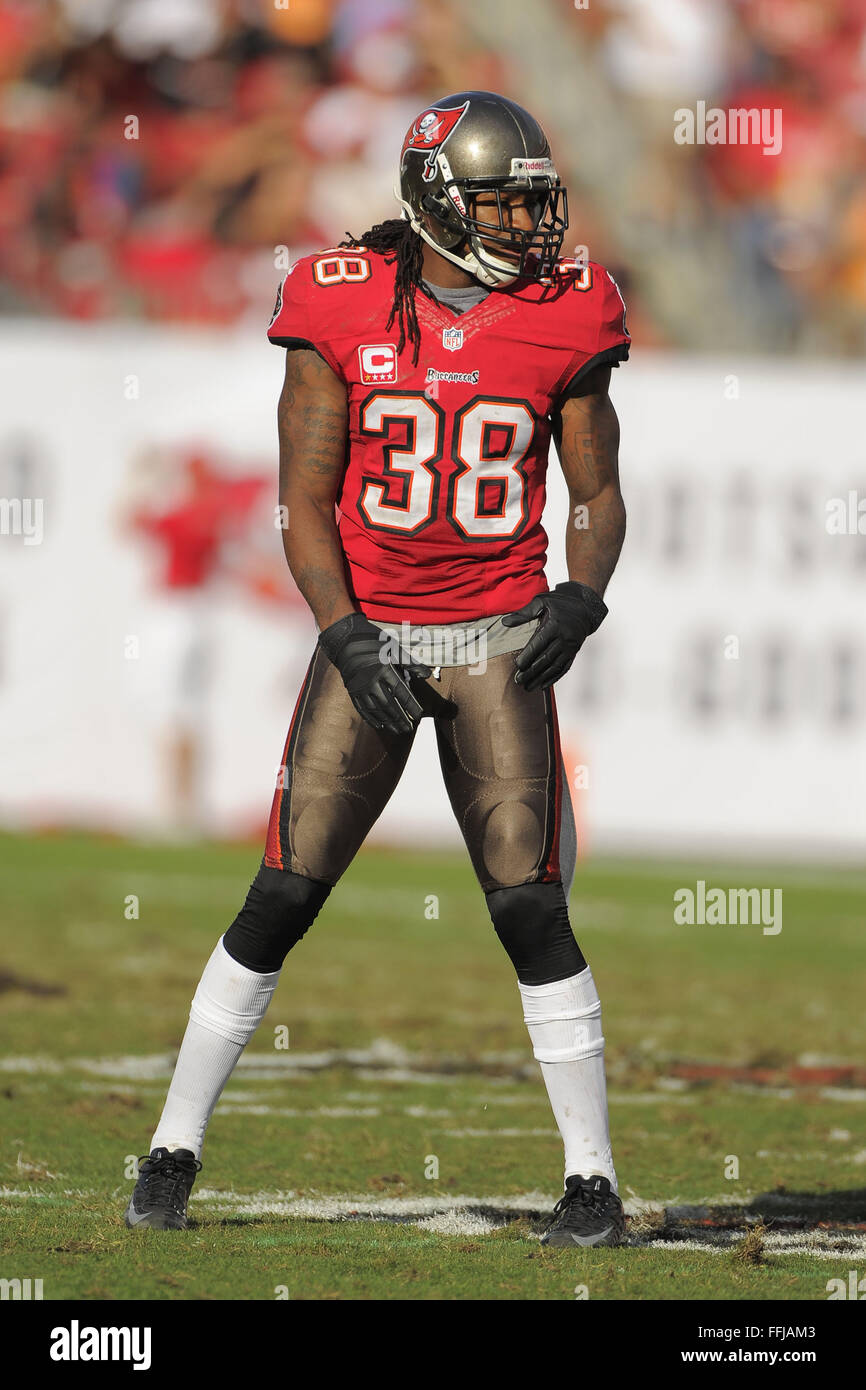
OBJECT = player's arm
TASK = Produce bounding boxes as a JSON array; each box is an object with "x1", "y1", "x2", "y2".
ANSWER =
[
  {"x1": 502, "y1": 363, "x2": 624, "y2": 692},
  {"x1": 555, "y1": 362, "x2": 626, "y2": 596},
  {"x1": 278, "y1": 346, "x2": 428, "y2": 734},
  {"x1": 278, "y1": 346, "x2": 354, "y2": 631}
]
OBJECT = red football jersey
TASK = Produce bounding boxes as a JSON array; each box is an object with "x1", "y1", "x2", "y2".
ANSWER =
[{"x1": 268, "y1": 246, "x2": 629, "y2": 623}]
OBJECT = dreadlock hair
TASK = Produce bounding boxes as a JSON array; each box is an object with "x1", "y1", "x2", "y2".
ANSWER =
[{"x1": 340, "y1": 218, "x2": 437, "y2": 367}]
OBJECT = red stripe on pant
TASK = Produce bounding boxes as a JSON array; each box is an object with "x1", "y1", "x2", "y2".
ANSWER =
[
  {"x1": 265, "y1": 653, "x2": 316, "y2": 869},
  {"x1": 541, "y1": 685, "x2": 563, "y2": 880}
]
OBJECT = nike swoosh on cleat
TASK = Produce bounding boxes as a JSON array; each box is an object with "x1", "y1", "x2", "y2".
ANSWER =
[
  {"x1": 124, "y1": 1203, "x2": 154, "y2": 1227},
  {"x1": 568, "y1": 1226, "x2": 614, "y2": 1246}
]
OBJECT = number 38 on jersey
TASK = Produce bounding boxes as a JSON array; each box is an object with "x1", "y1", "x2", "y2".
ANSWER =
[{"x1": 359, "y1": 392, "x2": 535, "y2": 541}]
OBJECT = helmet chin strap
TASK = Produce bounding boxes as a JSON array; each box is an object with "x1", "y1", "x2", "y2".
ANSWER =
[{"x1": 394, "y1": 192, "x2": 519, "y2": 289}]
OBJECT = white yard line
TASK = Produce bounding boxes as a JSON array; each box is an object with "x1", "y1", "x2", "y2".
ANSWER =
[
  {"x1": 215, "y1": 1105, "x2": 381, "y2": 1118},
  {"x1": 439, "y1": 1127, "x2": 558, "y2": 1138},
  {"x1": 4, "y1": 1183, "x2": 864, "y2": 1256},
  {"x1": 643, "y1": 1234, "x2": 866, "y2": 1259},
  {"x1": 609, "y1": 1093, "x2": 696, "y2": 1105},
  {"x1": 8, "y1": 1047, "x2": 861, "y2": 1097},
  {"x1": 0, "y1": 1041, "x2": 476, "y2": 1079},
  {"x1": 415, "y1": 1211, "x2": 504, "y2": 1236},
  {"x1": 189, "y1": 1188, "x2": 558, "y2": 1219}
]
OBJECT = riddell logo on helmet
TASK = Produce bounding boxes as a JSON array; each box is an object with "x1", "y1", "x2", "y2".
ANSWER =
[
  {"x1": 402, "y1": 102, "x2": 470, "y2": 183},
  {"x1": 358, "y1": 344, "x2": 398, "y2": 383},
  {"x1": 510, "y1": 157, "x2": 556, "y2": 177}
]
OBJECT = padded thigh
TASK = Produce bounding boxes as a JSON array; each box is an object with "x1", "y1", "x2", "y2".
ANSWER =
[
  {"x1": 265, "y1": 645, "x2": 417, "y2": 882},
  {"x1": 433, "y1": 651, "x2": 572, "y2": 893},
  {"x1": 260, "y1": 642, "x2": 576, "y2": 905}
]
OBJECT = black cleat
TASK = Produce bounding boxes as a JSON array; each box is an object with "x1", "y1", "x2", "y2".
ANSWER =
[
  {"x1": 123, "y1": 1147, "x2": 201, "y2": 1230},
  {"x1": 540, "y1": 1173, "x2": 626, "y2": 1248}
]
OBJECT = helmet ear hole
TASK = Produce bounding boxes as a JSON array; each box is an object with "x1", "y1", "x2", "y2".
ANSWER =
[
  {"x1": 420, "y1": 192, "x2": 464, "y2": 249},
  {"x1": 420, "y1": 192, "x2": 448, "y2": 222}
]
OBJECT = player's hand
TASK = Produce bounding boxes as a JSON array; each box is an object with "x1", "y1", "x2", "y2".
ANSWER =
[
  {"x1": 501, "y1": 581, "x2": 608, "y2": 692},
  {"x1": 318, "y1": 612, "x2": 432, "y2": 735}
]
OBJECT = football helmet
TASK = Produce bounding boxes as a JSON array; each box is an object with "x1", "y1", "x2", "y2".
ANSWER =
[{"x1": 396, "y1": 90, "x2": 568, "y2": 288}]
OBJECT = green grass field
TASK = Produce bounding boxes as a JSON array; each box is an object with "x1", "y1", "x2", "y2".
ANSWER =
[{"x1": 1, "y1": 832, "x2": 864, "y2": 1300}]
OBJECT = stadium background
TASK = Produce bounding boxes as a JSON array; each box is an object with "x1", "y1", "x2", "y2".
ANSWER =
[
  {"x1": 0, "y1": 0, "x2": 864, "y2": 857},
  {"x1": 1, "y1": 0, "x2": 866, "y2": 1308}
]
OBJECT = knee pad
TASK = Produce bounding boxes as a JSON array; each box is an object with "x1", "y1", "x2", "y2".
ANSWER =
[
  {"x1": 223, "y1": 862, "x2": 331, "y2": 972},
  {"x1": 485, "y1": 880, "x2": 585, "y2": 986}
]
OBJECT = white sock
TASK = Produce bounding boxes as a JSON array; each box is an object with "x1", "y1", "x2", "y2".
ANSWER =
[
  {"x1": 518, "y1": 967, "x2": 617, "y2": 1191},
  {"x1": 151, "y1": 937, "x2": 281, "y2": 1160}
]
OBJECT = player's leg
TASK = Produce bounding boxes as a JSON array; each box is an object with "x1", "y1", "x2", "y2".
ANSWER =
[
  {"x1": 434, "y1": 652, "x2": 623, "y2": 1246},
  {"x1": 127, "y1": 645, "x2": 416, "y2": 1227}
]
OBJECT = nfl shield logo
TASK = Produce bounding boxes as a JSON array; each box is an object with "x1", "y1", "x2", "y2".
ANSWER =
[{"x1": 442, "y1": 326, "x2": 463, "y2": 352}]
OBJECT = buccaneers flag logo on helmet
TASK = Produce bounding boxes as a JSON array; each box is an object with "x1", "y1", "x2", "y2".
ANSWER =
[{"x1": 401, "y1": 101, "x2": 470, "y2": 183}]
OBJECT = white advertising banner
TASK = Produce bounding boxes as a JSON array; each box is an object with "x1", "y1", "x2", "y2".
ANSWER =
[{"x1": 0, "y1": 324, "x2": 863, "y2": 859}]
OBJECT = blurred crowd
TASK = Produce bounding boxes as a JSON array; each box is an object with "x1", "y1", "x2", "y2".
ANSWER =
[
  {"x1": 0, "y1": 0, "x2": 508, "y2": 326},
  {"x1": 0, "y1": 0, "x2": 864, "y2": 350},
  {"x1": 559, "y1": 0, "x2": 866, "y2": 351}
]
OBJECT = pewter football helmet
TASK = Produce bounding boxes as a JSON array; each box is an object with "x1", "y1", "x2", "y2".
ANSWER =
[{"x1": 396, "y1": 90, "x2": 568, "y2": 287}]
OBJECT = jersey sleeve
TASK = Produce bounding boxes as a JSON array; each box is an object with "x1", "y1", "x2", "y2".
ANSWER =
[
  {"x1": 555, "y1": 263, "x2": 631, "y2": 400},
  {"x1": 266, "y1": 260, "x2": 345, "y2": 380}
]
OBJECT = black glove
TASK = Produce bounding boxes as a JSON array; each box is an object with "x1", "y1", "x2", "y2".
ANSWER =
[
  {"x1": 501, "y1": 581, "x2": 607, "y2": 692},
  {"x1": 318, "y1": 612, "x2": 432, "y2": 735}
]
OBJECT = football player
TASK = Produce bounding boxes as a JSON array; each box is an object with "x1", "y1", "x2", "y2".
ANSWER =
[{"x1": 125, "y1": 91, "x2": 630, "y2": 1248}]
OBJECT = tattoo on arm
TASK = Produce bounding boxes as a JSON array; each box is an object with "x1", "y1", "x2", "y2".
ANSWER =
[
  {"x1": 277, "y1": 348, "x2": 354, "y2": 630},
  {"x1": 278, "y1": 349, "x2": 347, "y2": 490}
]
